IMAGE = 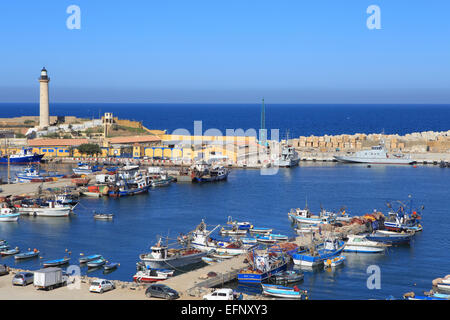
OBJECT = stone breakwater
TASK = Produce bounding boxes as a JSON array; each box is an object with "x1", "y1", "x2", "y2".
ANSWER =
[{"x1": 290, "y1": 130, "x2": 450, "y2": 154}]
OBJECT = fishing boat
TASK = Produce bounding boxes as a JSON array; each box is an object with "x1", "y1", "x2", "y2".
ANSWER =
[
  {"x1": 240, "y1": 237, "x2": 258, "y2": 245},
  {"x1": 87, "y1": 258, "x2": 106, "y2": 268},
  {"x1": 16, "y1": 199, "x2": 74, "y2": 217},
  {"x1": 261, "y1": 284, "x2": 308, "y2": 299},
  {"x1": 366, "y1": 230, "x2": 413, "y2": 245},
  {"x1": 108, "y1": 176, "x2": 150, "y2": 197},
  {"x1": 291, "y1": 238, "x2": 345, "y2": 267},
  {"x1": 324, "y1": 255, "x2": 346, "y2": 268},
  {"x1": 15, "y1": 250, "x2": 40, "y2": 260},
  {"x1": 191, "y1": 162, "x2": 230, "y2": 183},
  {"x1": 343, "y1": 234, "x2": 390, "y2": 253},
  {"x1": 272, "y1": 270, "x2": 304, "y2": 283},
  {"x1": 238, "y1": 252, "x2": 288, "y2": 283},
  {"x1": 139, "y1": 238, "x2": 208, "y2": 269},
  {"x1": 43, "y1": 257, "x2": 71, "y2": 267},
  {"x1": 150, "y1": 173, "x2": 175, "y2": 187},
  {"x1": 0, "y1": 247, "x2": 20, "y2": 256},
  {"x1": 93, "y1": 213, "x2": 114, "y2": 220},
  {"x1": 0, "y1": 207, "x2": 20, "y2": 222},
  {"x1": 16, "y1": 165, "x2": 64, "y2": 183},
  {"x1": 79, "y1": 254, "x2": 103, "y2": 264},
  {"x1": 384, "y1": 199, "x2": 423, "y2": 232},
  {"x1": 0, "y1": 244, "x2": 10, "y2": 251},
  {"x1": 288, "y1": 207, "x2": 335, "y2": 225},
  {"x1": 72, "y1": 162, "x2": 102, "y2": 175},
  {"x1": 103, "y1": 262, "x2": 119, "y2": 271},
  {"x1": 0, "y1": 148, "x2": 44, "y2": 164}
]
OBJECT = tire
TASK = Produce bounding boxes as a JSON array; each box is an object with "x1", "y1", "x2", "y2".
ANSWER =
[{"x1": 99, "y1": 289, "x2": 104, "y2": 294}]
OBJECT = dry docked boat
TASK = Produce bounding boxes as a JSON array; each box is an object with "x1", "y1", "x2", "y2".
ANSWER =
[
  {"x1": 133, "y1": 263, "x2": 175, "y2": 283},
  {"x1": 139, "y1": 238, "x2": 208, "y2": 269},
  {"x1": 343, "y1": 234, "x2": 389, "y2": 253}
]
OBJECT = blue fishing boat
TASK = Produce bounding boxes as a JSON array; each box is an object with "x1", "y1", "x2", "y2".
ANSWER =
[
  {"x1": 255, "y1": 233, "x2": 289, "y2": 244},
  {"x1": 384, "y1": 198, "x2": 424, "y2": 232},
  {"x1": 103, "y1": 262, "x2": 119, "y2": 271},
  {"x1": 72, "y1": 162, "x2": 102, "y2": 175},
  {"x1": 291, "y1": 239, "x2": 345, "y2": 267},
  {"x1": 16, "y1": 165, "x2": 64, "y2": 182},
  {"x1": 15, "y1": 250, "x2": 40, "y2": 260},
  {"x1": 79, "y1": 254, "x2": 103, "y2": 264},
  {"x1": 366, "y1": 230, "x2": 413, "y2": 245},
  {"x1": 238, "y1": 252, "x2": 288, "y2": 283},
  {"x1": 43, "y1": 257, "x2": 71, "y2": 267},
  {"x1": 87, "y1": 258, "x2": 106, "y2": 268},
  {"x1": 261, "y1": 284, "x2": 308, "y2": 299},
  {"x1": 0, "y1": 148, "x2": 44, "y2": 165}
]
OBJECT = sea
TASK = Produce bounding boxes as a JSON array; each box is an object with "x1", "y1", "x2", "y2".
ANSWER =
[{"x1": 0, "y1": 103, "x2": 450, "y2": 300}]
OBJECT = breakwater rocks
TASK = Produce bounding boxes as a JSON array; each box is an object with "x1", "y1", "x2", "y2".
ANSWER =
[{"x1": 290, "y1": 130, "x2": 450, "y2": 154}]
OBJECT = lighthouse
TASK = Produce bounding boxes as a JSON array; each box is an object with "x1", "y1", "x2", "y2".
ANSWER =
[{"x1": 39, "y1": 67, "x2": 50, "y2": 128}]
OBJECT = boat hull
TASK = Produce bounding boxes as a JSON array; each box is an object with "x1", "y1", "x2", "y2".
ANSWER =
[
  {"x1": 0, "y1": 213, "x2": 20, "y2": 222},
  {"x1": 0, "y1": 154, "x2": 44, "y2": 164},
  {"x1": 17, "y1": 207, "x2": 71, "y2": 217},
  {"x1": 238, "y1": 262, "x2": 288, "y2": 283},
  {"x1": 140, "y1": 251, "x2": 207, "y2": 269},
  {"x1": 334, "y1": 155, "x2": 413, "y2": 165}
]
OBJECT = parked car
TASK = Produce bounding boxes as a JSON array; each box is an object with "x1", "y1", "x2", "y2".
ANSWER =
[
  {"x1": 203, "y1": 288, "x2": 238, "y2": 300},
  {"x1": 0, "y1": 264, "x2": 9, "y2": 276},
  {"x1": 145, "y1": 283, "x2": 179, "y2": 300},
  {"x1": 89, "y1": 279, "x2": 115, "y2": 293},
  {"x1": 12, "y1": 272, "x2": 34, "y2": 286}
]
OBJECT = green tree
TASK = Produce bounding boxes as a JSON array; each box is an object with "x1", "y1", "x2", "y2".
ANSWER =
[{"x1": 78, "y1": 143, "x2": 101, "y2": 155}]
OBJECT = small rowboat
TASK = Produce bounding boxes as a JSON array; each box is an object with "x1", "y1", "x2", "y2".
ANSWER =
[
  {"x1": 209, "y1": 251, "x2": 240, "y2": 259},
  {"x1": 43, "y1": 257, "x2": 71, "y2": 267},
  {"x1": 94, "y1": 213, "x2": 114, "y2": 220},
  {"x1": 261, "y1": 284, "x2": 308, "y2": 299},
  {"x1": 240, "y1": 237, "x2": 258, "y2": 245},
  {"x1": 249, "y1": 227, "x2": 273, "y2": 235},
  {"x1": 79, "y1": 254, "x2": 102, "y2": 264},
  {"x1": 1, "y1": 248, "x2": 20, "y2": 256},
  {"x1": 324, "y1": 255, "x2": 346, "y2": 268},
  {"x1": 87, "y1": 258, "x2": 106, "y2": 268},
  {"x1": 15, "y1": 250, "x2": 40, "y2": 260},
  {"x1": 103, "y1": 262, "x2": 119, "y2": 271},
  {"x1": 273, "y1": 270, "x2": 304, "y2": 283}
]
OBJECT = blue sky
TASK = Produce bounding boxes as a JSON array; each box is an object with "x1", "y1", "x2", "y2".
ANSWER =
[{"x1": 0, "y1": 0, "x2": 449, "y2": 103}]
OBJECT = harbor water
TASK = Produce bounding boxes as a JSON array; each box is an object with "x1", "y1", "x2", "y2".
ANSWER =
[{"x1": 1, "y1": 162, "x2": 449, "y2": 299}]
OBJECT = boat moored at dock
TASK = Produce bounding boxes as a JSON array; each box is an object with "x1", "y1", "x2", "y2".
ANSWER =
[
  {"x1": 291, "y1": 238, "x2": 345, "y2": 267},
  {"x1": 343, "y1": 234, "x2": 390, "y2": 253},
  {"x1": 261, "y1": 284, "x2": 308, "y2": 299}
]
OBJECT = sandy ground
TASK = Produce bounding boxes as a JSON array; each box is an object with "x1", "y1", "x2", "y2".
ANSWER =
[{"x1": 0, "y1": 270, "x2": 202, "y2": 300}]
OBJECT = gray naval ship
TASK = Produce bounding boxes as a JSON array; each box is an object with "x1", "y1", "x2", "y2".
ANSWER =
[
  {"x1": 278, "y1": 144, "x2": 301, "y2": 167},
  {"x1": 334, "y1": 142, "x2": 414, "y2": 165}
]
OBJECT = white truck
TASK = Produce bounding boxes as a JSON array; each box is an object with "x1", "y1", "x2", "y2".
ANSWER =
[
  {"x1": 33, "y1": 267, "x2": 69, "y2": 290},
  {"x1": 203, "y1": 288, "x2": 240, "y2": 300}
]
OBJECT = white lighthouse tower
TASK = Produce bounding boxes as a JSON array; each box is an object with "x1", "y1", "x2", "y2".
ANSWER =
[{"x1": 39, "y1": 67, "x2": 50, "y2": 128}]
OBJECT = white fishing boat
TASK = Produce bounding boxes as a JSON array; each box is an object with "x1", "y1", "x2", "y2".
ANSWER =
[
  {"x1": 0, "y1": 207, "x2": 20, "y2": 222},
  {"x1": 288, "y1": 207, "x2": 335, "y2": 225},
  {"x1": 261, "y1": 284, "x2": 308, "y2": 299},
  {"x1": 16, "y1": 200, "x2": 75, "y2": 217},
  {"x1": 343, "y1": 234, "x2": 389, "y2": 253},
  {"x1": 139, "y1": 238, "x2": 208, "y2": 269}
]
